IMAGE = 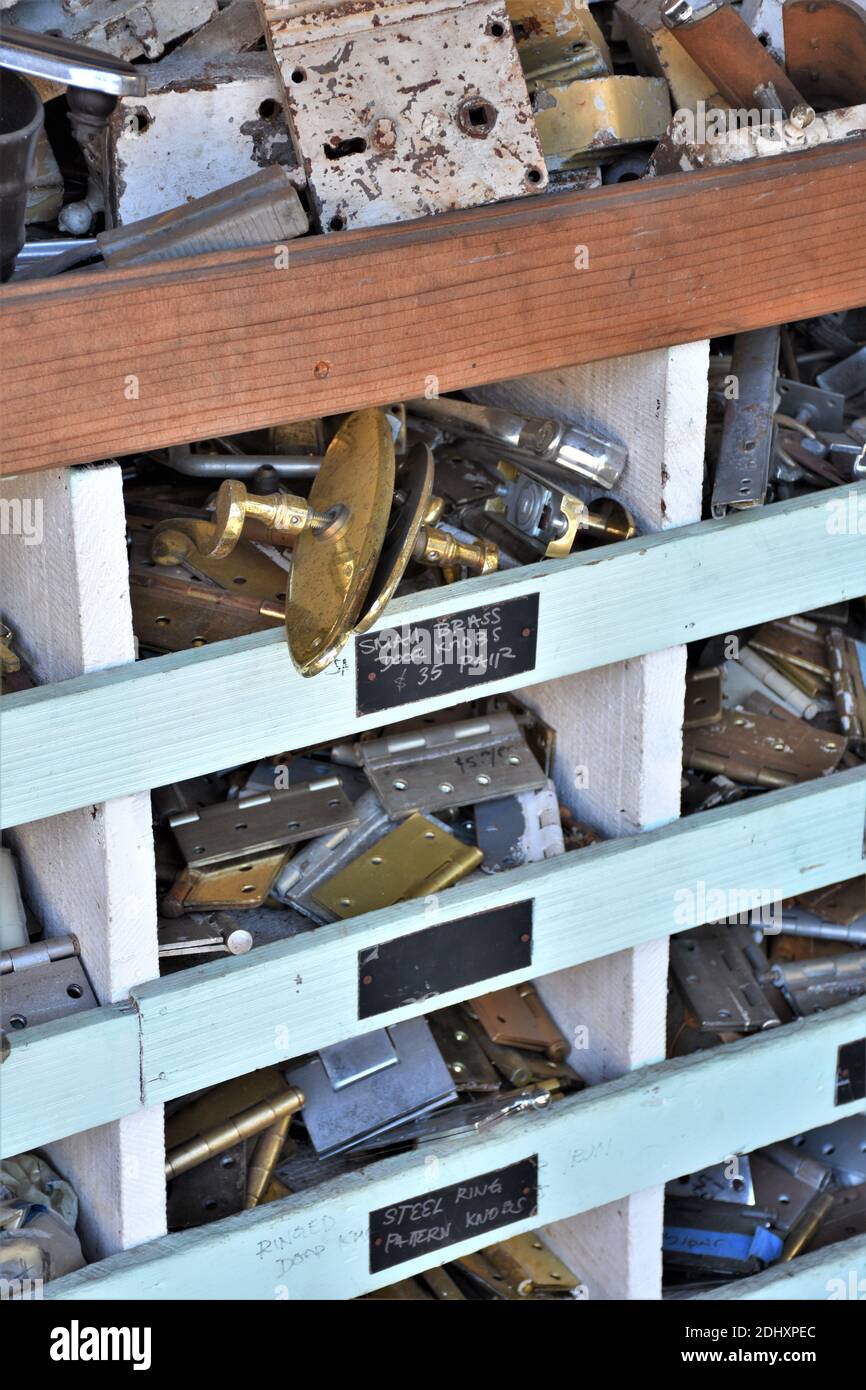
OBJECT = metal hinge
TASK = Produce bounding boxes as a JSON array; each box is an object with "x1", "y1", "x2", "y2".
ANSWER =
[
  {"x1": 0, "y1": 934, "x2": 97, "y2": 1033},
  {"x1": 332, "y1": 711, "x2": 546, "y2": 818}
]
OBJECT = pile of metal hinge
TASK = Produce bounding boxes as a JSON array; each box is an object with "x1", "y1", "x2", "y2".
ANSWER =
[
  {"x1": 668, "y1": 874, "x2": 866, "y2": 1048},
  {"x1": 160, "y1": 983, "x2": 581, "y2": 1230},
  {"x1": 3, "y1": 0, "x2": 866, "y2": 282},
  {"x1": 122, "y1": 398, "x2": 632, "y2": 677},
  {"x1": 706, "y1": 311, "x2": 866, "y2": 518},
  {"x1": 682, "y1": 603, "x2": 865, "y2": 811},
  {"x1": 151, "y1": 693, "x2": 601, "y2": 961},
  {"x1": 360, "y1": 1230, "x2": 587, "y2": 1300},
  {"x1": 663, "y1": 1116, "x2": 866, "y2": 1291}
]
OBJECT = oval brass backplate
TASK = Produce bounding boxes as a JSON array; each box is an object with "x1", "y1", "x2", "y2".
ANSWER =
[
  {"x1": 354, "y1": 441, "x2": 434, "y2": 635},
  {"x1": 286, "y1": 409, "x2": 395, "y2": 676}
]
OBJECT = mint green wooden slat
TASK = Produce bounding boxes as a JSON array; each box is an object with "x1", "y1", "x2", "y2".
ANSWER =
[
  {"x1": 134, "y1": 770, "x2": 866, "y2": 1107},
  {"x1": 0, "y1": 1004, "x2": 139, "y2": 1159},
  {"x1": 2, "y1": 772, "x2": 863, "y2": 1153},
  {"x1": 694, "y1": 1237, "x2": 866, "y2": 1301},
  {"x1": 2, "y1": 485, "x2": 863, "y2": 828},
  {"x1": 46, "y1": 1001, "x2": 865, "y2": 1301}
]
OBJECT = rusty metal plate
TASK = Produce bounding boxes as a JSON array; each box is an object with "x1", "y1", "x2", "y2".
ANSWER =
[
  {"x1": 261, "y1": 0, "x2": 548, "y2": 231},
  {"x1": 508, "y1": 0, "x2": 612, "y2": 87},
  {"x1": 532, "y1": 74, "x2": 670, "y2": 167},
  {"x1": 784, "y1": 0, "x2": 866, "y2": 109}
]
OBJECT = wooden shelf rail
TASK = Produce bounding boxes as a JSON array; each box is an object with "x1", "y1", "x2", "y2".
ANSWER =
[{"x1": 1, "y1": 144, "x2": 866, "y2": 476}]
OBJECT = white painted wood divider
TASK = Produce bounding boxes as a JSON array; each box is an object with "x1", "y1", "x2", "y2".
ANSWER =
[
  {"x1": 1, "y1": 466, "x2": 167, "y2": 1259},
  {"x1": 472, "y1": 343, "x2": 706, "y2": 1297}
]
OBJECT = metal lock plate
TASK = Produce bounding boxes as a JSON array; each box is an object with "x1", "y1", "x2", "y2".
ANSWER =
[
  {"x1": 475, "y1": 781, "x2": 564, "y2": 873},
  {"x1": 312, "y1": 813, "x2": 482, "y2": 920},
  {"x1": 670, "y1": 932, "x2": 780, "y2": 1033},
  {"x1": 711, "y1": 325, "x2": 780, "y2": 517},
  {"x1": 346, "y1": 710, "x2": 546, "y2": 818},
  {"x1": 161, "y1": 852, "x2": 289, "y2": 914},
  {"x1": 170, "y1": 780, "x2": 357, "y2": 867},
  {"x1": 261, "y1": 0, "x2": 548, "y2": 232},
  {"x1": 531, "y1": 75, "x2": 671, "y2": 167},
  {"x1": 469, "y1": 981, "x2": 568, "y2": 1059},
  {"x1": 682, "y1": 707, "x2": 847, "y2": 787},
  {"x1": 287, "y1": 410, "x2": 395, "y2": 676},
  {"x1": 758, "y1": 1142, "x2": 832, "y2": 1195},
  {"x1": 684, "y1": 668, "x2": 724, "y2": 729},
  {"x1": 508, "y1": 0, "x2": 612, "y2": 88},
  {"x1": 0, "y1": 939, "x2": 97, "y2": 1033},
  {"x1": 284, "y1": 1017, "x2": 457, "y2": 1158}
]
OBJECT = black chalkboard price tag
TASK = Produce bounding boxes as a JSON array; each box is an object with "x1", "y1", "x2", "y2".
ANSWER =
[
  {"x1": 368, "y1": 1156, "x2": 538, "y2": 1274},
  {"x1": 358, "y1": 900, "x2": 533, "y2": 1019},
  {"x1": 835, "y1": 1038, "x2": 865, "y2": 1105},
  {"x1": 355, "y1": 593, "x2": 539, "y2": 716}
]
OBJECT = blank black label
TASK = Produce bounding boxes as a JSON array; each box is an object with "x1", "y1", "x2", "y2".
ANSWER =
[
  {"x1": 358, "y1": 900, "x2": 533, "y2": 1018},
  {"x1": 369, "y1": 1156, "x2": 538, "y2": 1273},
  {"x1": 836, "y1": 1038, "x2": 866, "y2": 1105},
  {"x1": 355, "y1": 594, "x2": 539, "y2": 715}
]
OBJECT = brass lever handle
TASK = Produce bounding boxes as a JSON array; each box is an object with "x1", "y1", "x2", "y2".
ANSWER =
[
  {"x1": 151, "y1": 479, "x2": 339, "y2": 565},
  {"x1": 413, "y1": 493, "x2": 499, "y2": 575},
  {"x1": 414, "y1": 522, "x2": 499, "y2": 575}
]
